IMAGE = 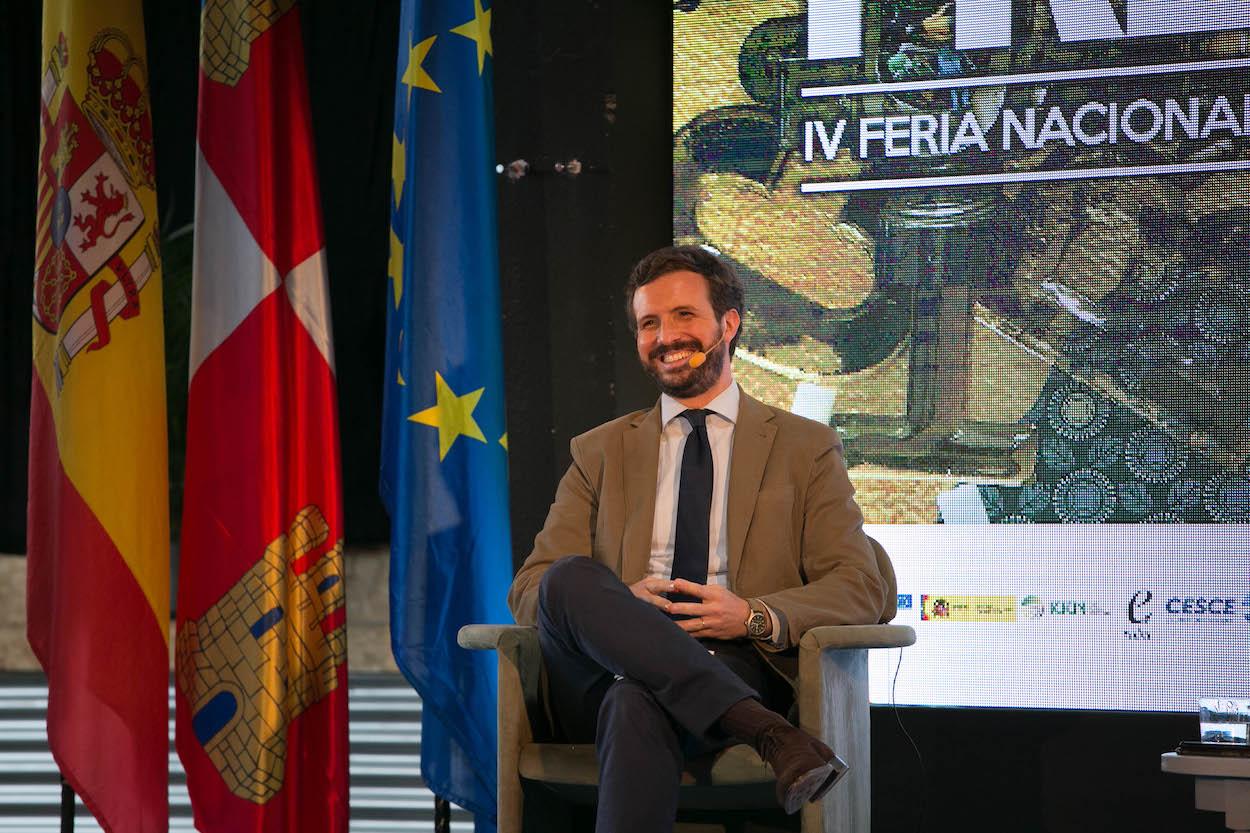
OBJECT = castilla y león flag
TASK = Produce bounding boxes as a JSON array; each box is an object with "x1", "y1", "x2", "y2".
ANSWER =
[
  {"x1": 26, "y1": 2, "x2": 170, "y2": 831},
  {"x1": 174, "y1": 2, "x2": 348, "y2": 831}
]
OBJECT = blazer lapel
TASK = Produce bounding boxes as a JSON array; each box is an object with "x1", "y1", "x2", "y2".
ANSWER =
[
  {"x1": 620, "y1": 402, "x2": 662, "y2": 583},
  {"x1": 727, "y1": 392, "x2": 777, "y2": 588}
]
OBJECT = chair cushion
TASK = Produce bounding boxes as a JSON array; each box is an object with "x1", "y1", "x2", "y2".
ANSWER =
[
  {"x1": 519, "y1": 742, "x2": 780, "y2": 809},
  {"x1": 519, "y1": 742, "x2": 772, "y2": 786}
]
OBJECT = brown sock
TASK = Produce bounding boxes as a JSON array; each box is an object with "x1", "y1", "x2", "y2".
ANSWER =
[{"x1": 717, "y1": 697, "x2": 790, "y2": 748}]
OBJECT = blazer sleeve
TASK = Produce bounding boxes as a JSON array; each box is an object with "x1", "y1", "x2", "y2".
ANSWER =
[
  {"x1": 756, "y1": 436, "x2": 897, "y2": 642},
  {"x1": 507, "y1": 434, "x2": 599, "y2": 625}
]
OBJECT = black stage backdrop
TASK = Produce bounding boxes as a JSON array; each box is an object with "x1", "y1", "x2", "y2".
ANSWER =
[
  {"x1": 0, "y1": 3, "x2": 1221, "y2": 832},
  {"x1": 1, "y1": 2, "x2": 42, "y2": 557},
  {"x1": 0, "y1": 0, "x2": 666, "y2": 556}
]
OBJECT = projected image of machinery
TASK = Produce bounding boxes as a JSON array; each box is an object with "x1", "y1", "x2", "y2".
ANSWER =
[{"x1": 673, "y1": 0, "x2": 1250, "y2": 523}]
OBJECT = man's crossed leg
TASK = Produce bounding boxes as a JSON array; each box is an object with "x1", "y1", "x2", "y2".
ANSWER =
[{"x1": 537, "y1": 556, "x2": 844, "y2": 833}]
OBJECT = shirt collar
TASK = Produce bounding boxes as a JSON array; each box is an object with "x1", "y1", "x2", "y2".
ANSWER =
[{"x1": 660, "y1": 382, "x2": 740, "y2": 427}]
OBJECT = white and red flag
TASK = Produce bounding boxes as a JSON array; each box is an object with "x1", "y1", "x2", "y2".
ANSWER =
[{"x1": 174, "y1": 3, "x2": 348, "y2": 831}]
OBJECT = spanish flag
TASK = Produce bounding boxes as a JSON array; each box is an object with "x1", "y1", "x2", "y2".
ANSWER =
[
  {"x1": 26, "y1": 2, "x2": 169, "y2": 832},
  {"x1": 174, "y1": 2, "x2": 348, "y2": 831}
]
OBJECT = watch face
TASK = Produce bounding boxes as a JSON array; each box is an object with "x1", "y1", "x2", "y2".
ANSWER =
[{"x1": 747, "y1": 611, "x2": 769, "y2": 638}]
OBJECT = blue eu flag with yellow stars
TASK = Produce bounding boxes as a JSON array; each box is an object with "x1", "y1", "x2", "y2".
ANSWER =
[{"x1": 380, "y1": 0, "x2": 511, "y2": 828}]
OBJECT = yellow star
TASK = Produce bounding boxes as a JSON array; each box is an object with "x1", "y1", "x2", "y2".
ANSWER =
[
  {"x1": 388, "y1": 226, "x2": 404, "y2": 308},
  {"x1": 451, "y1": 0, "x2": 492, "y2": 75},
  {"x1": 499, "y1": 432, "x2": 508, "y2": 451},
  {"x1": 402, "y1": 35, "x2": 441, "y2": 93},
  {"x1": 392, "y1": 132, "x2": 406, "y2": 208},
  {"x1": 396, "y1": 331, "x2": 407, "y2": 385},
  {"x1": 409, "y1": 372, "x2": 487, "y2": 460}
]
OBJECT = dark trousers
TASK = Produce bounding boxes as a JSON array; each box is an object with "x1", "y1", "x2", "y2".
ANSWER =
[{"x1": 537, "y1": 556, "x2": 792, "y2": 833}]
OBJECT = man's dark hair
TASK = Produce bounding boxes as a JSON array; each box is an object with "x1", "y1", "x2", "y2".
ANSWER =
[{"x1": 623, "y1": 245, "x2": 745, "y2": 354}]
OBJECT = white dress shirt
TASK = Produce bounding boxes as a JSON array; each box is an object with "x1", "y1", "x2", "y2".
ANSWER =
[
  {"x1": 646, "y1": 383, "x2": 738, "y2": 586},
  {"x1": 645, "y1": 384, "x2": 785, "y2": 646}
]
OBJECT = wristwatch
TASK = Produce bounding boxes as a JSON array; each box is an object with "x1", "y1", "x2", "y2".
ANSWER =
[{"x1": 744, "y1": 600, "x2": 771, "y2": 640}]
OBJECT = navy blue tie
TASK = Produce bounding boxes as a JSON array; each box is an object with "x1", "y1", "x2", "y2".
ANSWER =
[{"x1": 670, "y1": 409, "x2": 712, "y2": 612}]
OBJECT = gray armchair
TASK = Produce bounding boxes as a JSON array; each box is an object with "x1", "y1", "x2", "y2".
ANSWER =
[{"x1": 458, "y1": 621, "x2": 915, "y2": 832}]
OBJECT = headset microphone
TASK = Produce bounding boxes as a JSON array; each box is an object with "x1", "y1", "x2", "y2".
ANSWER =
[{"x1": 687, "y1": 335, "x2": 724, "y2": 369}]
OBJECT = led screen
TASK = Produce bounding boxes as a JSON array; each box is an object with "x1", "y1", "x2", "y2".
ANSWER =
[{"x1": 674, "y1": 0, "x2": 1250, "y2": 711}]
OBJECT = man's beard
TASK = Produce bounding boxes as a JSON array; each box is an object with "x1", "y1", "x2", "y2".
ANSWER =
[{"x1": 641, "y1": 328, "x2": 727, "y2": 399}]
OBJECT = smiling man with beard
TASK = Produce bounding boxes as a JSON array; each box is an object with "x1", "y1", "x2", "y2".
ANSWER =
[{"x1": 507, "y1": 245, "x2": 896, "y2": 833}]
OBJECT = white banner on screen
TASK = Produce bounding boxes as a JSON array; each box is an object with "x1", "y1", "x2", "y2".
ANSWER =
[{"x1": 866, "y1": 524, "x2": 1250, "y2": 713}]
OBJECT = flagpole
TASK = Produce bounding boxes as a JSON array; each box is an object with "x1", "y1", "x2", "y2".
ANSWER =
[
  {"x1": 433, "y1": 796, "x2": 449, "y2": 833},
  {"x1": 59, "y1": 774, "x2": 75, "y2": 832}
]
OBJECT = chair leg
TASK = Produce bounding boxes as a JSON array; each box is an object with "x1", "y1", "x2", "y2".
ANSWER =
[
  {"x1": 800, "y1": 648, "x2": 869, "y2": 833},
  {"x1": 497, "y1": 652, "x2": 529, "y2": 833}
]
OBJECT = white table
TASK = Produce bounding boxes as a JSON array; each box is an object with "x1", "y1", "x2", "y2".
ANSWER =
[{"x1": 1162, "y1": 751, "x2": 1250, "y2": 833}]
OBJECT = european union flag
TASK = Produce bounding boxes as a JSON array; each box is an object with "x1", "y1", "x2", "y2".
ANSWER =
[{"x1": 381, "y1": 1, "x2": 512, "y2": 828}]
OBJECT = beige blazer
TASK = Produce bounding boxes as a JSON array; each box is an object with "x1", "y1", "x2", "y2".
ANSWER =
[{"x1": 508, "y1": 390, "x2": 897, "y2": 665}]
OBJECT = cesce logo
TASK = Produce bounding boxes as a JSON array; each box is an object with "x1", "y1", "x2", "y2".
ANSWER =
[
  {"x1": 1164, "y1": 597, "x2": 1240, "y2": 615},
  {"x1": 1128, "y1": 589, "x2": 1153, "y2": 624},
  {"x1": 809, "y1": 0, "x2": 1250, "y2": 59}
]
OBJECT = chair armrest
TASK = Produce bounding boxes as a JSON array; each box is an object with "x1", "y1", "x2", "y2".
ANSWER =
[
  {"x1": 458, "y1": 623, "x2": 538, "y2": 651},
  {"x1": 795, "y1": 624, "x2": 915, "y2": 832},
  {"x1": 798, "y1": 624, "x2": 916, "y2": 653},
  {"x1": 457, "y1": 624, "x2": 542, "y2": 833},
  {"x1": 457, "y1": 624, "x2": 545, "y2": 733}
]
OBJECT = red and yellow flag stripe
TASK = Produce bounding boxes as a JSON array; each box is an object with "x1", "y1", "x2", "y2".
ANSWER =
[{"x1": 27, "y1": 2, "x2": 169, "y2": 831}]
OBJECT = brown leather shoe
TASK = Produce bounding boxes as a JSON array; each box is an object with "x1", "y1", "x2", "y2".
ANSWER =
[
  {"x1": 758, "y1": 723, "x2": 848, "y2": 814},
  {"x1": 717, "y1": 698, "x2": 849, "y2": 814}
]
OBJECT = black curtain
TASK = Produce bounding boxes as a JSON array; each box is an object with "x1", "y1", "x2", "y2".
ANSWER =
[
  {"x1": 0, "y1": 2, "x2": 40, "y2": 553},
  {"x1": 0, "y1": 1, "x2": 670, "y2": 556}
]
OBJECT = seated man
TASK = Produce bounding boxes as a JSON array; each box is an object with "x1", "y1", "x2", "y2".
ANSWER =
[{"x1": 508, "y1": 245, "x2": 896, "y2": 833}]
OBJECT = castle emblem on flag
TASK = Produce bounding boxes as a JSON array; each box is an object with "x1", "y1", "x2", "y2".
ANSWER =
[
  {"x1": 200, "y1": 0, "x2": 297, "y2": 86},
  {"x1": 175, "y1": 506, "x2": 347, "y2": 803}
]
